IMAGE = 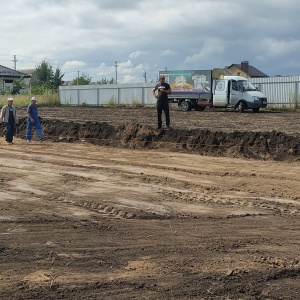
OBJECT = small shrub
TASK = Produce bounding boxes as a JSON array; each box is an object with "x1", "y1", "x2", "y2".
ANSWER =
[{"x1": 107, "y1": 97, "x2": 116, "y2": 107}]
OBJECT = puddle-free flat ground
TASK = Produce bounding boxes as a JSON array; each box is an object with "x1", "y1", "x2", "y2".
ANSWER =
[
  {"x1": 0, "y1": 107, "x2": 300, "y2": 300},
  {"x1": 1, "y1": 134, "x2": 299, "y2": 299}
]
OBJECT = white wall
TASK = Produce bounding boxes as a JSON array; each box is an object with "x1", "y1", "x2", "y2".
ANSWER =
[
  {"x1": 59, "y1": 77, "x2": 300, "y2": 109},
  {"x1": 250, "y1": 76, "x2": 300, "y2": 108},
  {"x1": 59, "y1": 83, "x2": 156, "y2": 106}
]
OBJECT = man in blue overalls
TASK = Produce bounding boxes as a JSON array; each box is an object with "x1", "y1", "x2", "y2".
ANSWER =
[{"x1": 26, "y1": 97, "x2": 45, "y2": 142}]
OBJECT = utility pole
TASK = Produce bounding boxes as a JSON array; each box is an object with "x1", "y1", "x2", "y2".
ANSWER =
[
  {"x1": 114, "y1": 61, "x2": 119, "y2": 84},
  {"x1": 143, "y1": 71, "x2": 148, "y2": 83},
  {"x1": 12, "y1": 55, "x2": 18, "y2": 70},
  {"x1": 77, "y1": 71, "x2": 79, "y2": 85}
]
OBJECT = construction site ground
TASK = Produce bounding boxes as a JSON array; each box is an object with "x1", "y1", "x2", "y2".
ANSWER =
[{"x1": 0, "y1": 106, "x2": 299, "y2": 299}]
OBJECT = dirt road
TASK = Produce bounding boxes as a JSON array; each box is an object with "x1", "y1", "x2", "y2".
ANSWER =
[{"x1": 1, "y1": 137, "x2": 300, "y2": 299}]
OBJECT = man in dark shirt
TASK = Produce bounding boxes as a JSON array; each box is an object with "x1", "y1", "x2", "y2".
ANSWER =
[
  {"x1": 0, "y1": 98, "x2": 18, "y2": 144},
  {"x1": 152, "y1": 76, "x2": 172, "y2": 130}
]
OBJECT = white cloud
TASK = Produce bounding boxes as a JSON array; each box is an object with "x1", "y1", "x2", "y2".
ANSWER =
[
  {"x1": 261, "y1": 38, "x2": 300, "y2": 57},
  {"x1": 96, "y1": 63, "x2": 115, "y2": 78},
  {"x1": 63, "y1": 61, "x2": 87, "y2": 69},
  {"x1": 1, "y1": 0, "x2": 300, "y2": 81},
  {"x1": 130, "y1": 50, "x2": 147, "y2": 59},
  {"x1": 185, "y1": 39, "x2": 226, "y2": 64},
  {"x1": 160, "y1": 50, "x2": 178, "y2": 57},
  {"x1": 122, "y1": 74, "x2": 137, "y2": 84},
  {"x1": 119, "y1": 60, "x2": 134, "y2": 73}
]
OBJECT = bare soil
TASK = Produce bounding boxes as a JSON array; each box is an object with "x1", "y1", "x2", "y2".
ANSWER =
[{"x1": 0, "y1": 106, "x2": 300, "y2": 299}]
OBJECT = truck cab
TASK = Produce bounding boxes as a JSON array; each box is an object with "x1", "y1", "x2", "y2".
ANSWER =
[{"x1": 212, "y1": 76, "x2": 267, "y2": 112}]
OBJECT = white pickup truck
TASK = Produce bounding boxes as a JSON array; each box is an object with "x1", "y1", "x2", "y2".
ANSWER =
[{"x1": 159, "y1": 69, "x2": 267, "y2": 113}]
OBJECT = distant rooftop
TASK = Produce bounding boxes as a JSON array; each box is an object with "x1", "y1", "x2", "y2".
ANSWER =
[
  {"x1": 0, "y1": 65, "x2": 31, "y2": 78},
  {"x1": 17, "y1": 69, "x2": 36, "y2": 76},
  {"x1": 225, "y1": 63, "x2": 268, "y2": 78}
]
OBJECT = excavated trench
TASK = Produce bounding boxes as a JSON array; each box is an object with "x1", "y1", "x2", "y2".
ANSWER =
[{"x1": 5, "y1": 117, "x2": 299, "y2": 162}]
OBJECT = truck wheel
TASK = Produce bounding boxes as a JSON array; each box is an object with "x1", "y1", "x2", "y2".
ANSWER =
[
  {"x1": 180, "y1": 101, "x2": 191, "y2": 112},
  {"x1": 252, "y1": 108, "x2": 260, "y2": 113},
  {"x1": 238, "y1": 102, "x2": 245, "y2": 113},
  {"x1": 195, "y1": 105, "x2": 206, "y2": 111}
]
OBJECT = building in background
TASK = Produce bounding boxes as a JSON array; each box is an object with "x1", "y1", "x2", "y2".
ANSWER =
[
  {"x1": 225, "y1": 61, "x2": 269, "y2": 78},
  {"x1": 17, "y1": 68, "x2": 36, "y2": 87},
  {"x1": 0, "y1": 65, "x2": 31, "y2": 94}
]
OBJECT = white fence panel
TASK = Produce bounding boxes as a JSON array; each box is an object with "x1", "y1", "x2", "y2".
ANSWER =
[
  {"x1": 250, "y1": 76, "x2": 300, "y2": 108},
  {"x1": 79, "y1": 88, "x2": 98, "y2": 105},
  {"x1": 60, "y1": 77, "x2": 300, "y2": 109},
  {"x1": 119, "y1": 87, "x2": 142, "y2": 105},
  {"x1": 59, "y1": 83, "x2": 156, "y2": 106},
  {"x1": 143, "y1": 87, "x2": 157, "y2": 105},
  {"x1": 99, "y1": 88, "x2": 119, "y2": 105},
  {"x1": 59, "y1": 88, "x2": 79, "y2": 105}
]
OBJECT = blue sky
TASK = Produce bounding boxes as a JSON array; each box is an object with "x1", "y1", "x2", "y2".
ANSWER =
[{"x1": 1, "y1": 0, "x2": 300, "y2": 83}]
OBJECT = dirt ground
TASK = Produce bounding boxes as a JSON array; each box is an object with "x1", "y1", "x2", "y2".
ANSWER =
[{"x1": 0, "y1": 106, "x2": 300, "y2": 299}]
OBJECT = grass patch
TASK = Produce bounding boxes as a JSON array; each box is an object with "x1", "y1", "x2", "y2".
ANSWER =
[{"x1": 0, "y1": 92, "x2": 60, "y2": 107}]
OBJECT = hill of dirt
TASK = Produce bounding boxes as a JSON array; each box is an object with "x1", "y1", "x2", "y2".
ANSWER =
[{"x1": 6, "y1": 105, "x2": 300, "y2": 162}]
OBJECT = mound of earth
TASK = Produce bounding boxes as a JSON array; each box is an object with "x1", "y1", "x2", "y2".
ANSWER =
[{"x1": 4, "y1": 117, "x2": 297, "y2": 162}]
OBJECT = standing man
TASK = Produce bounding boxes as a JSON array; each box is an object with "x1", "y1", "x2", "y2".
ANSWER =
[
  {"x1": 152, "y1": 76, "x2": 172, "y2": 130},
  {"x1": 26, "y1": 97, "x2": 45, "y2": 142},
  {"x1": 0, "y1": 97, "x2": 18, "y2": 144}
]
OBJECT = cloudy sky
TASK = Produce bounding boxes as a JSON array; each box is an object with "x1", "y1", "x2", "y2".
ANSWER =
[{"x1": 1, "y1": 0, "x2": 300, "y2": 83}]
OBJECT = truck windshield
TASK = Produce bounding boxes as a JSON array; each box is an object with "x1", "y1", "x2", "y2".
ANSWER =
[{"x1": 238, "y1": 80, "x2": 257, "y2": 91}]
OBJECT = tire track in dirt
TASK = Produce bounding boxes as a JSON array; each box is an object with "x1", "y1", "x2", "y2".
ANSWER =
[
  {"x1": 1, "y1": 138, "x2": 300, "y2": 299},
  {"x1": 2, "y1": 141, "x2": 299, "y2": 220}
]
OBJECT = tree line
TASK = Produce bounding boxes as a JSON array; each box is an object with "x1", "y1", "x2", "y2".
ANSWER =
[{"x1": 2, "y1": 59, "x2": 115, "y2": 95}]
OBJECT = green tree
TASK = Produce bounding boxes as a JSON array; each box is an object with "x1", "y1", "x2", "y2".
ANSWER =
[
  {"x1": 0, "y1": 79, "x2": 4, "y2": 95},
  {"x1": 52, "y1": 68, "x2": 64, "y2": 89},
  {"x1": 34, "y1": 60, "x2": 53, "y2": 88},
  {"x1": 0, "y1": 78, "x2": 26, "y2": 95},
  {"x1": 31, "y1": 59, "x2": 64, "y2": 91},
  {"x1": 11, "y1": 77, "x2": 26, "y2": 95},
  {"x1": 72, "y1": 74, "x2": 92, "y2": 85},
  {"x1": 97, "y1": 77, "x2": 115, "y2": 85}
]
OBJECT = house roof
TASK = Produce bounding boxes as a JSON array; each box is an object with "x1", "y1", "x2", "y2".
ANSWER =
[
  {"x1": 0, "y1": 65, "x2": 31, "y2": 78},
  {"x1": 18, "y1": 69, "x2": 36, "y2": 76},
  {"x1": 226, "y1": 63, "x2": 268, "y2": 78}
]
